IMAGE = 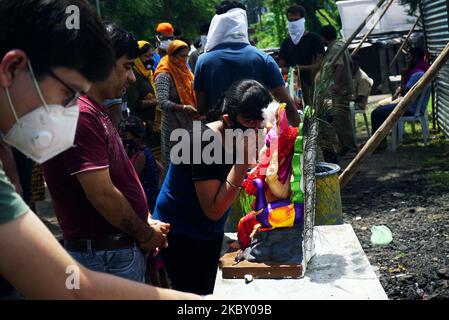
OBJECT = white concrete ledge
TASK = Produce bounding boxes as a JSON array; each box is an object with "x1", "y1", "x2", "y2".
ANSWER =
[{"x1": 214, "y1": 224, "x2": 388, "y2": 300}]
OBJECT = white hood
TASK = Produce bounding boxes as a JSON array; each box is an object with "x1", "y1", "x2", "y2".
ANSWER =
[{"x1": 204, "y1": 8, "x2": 250, "y2": 52}]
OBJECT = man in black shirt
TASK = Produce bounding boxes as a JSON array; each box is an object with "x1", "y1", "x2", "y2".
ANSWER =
[{"x1": 279, "y1": 5, "x2": 325, "y2": 106}]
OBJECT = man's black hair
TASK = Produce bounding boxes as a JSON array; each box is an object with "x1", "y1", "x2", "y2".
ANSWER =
[
  {"x1": 120, "y1": 116, "x2": 145, "y2": 138},
  {"x1": 351, "y1": 55, "x2": 360, "y2": 73},
  {"x1": 321, "y1": 25, "x2": 338, "y2": 41},
  {"x1": 200, "y1": 23, "x2": 211, "y2": 35},
  {"x1": 216, "y1": 1, "x2": 246, "y2": 14},
  {"x1": 286, "y1": 5, "x2": 306, "y2": 18},
  {"x1": 0, "y1": 0, "x2": 114, "y2": 82},
  {"x1": 104, "y1": 22, "x2": 139, "y2": 60}
]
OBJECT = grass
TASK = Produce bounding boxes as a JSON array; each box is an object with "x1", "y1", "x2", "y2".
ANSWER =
[
  {"x1": 354, "y1": 96, "x2": 437, "y2": 142},
  {"x1": 393, "y1": 252, "x2": 407, "y2": 260},
  {"x1": 425, "y1": 155, "x2": 449, "y2": 168},
  {"x1": 353, "y1": 96, "x2": 449, "y2": 186},
  {"x1": 427, "y1": 171, "x2": 449, "y2": 186}
]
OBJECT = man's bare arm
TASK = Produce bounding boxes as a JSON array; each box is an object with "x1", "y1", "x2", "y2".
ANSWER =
[
  {"x1": 271, "y1": 86, "x2": 301, "y2": 127},
  {"x1": 76, "y1": 168, "x2": 167, "y2": 251},
  {"x1": 0, "y1": 212, "x2": 198, "y2": 300}
]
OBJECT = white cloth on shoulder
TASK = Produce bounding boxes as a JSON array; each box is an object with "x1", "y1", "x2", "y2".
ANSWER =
[{"x1": 204, "y1": 8, "x2": 250, "y2": 52}]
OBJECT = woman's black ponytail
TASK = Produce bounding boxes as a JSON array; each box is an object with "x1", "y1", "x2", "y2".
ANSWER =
[
  {"x1": 205, "y1": 79, "x2": 272, "y2": 123},
  {"x1": 206, "y1": 93, "x2": 227, "y2": 123}
]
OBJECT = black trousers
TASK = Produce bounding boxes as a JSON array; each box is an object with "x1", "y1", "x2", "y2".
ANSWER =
[
  {"x1": 371, "y1": 104, "x2": 414, "y2": 143},
  {"x1": 161, "y1": 234, "x2": 223, "y2": 295}
]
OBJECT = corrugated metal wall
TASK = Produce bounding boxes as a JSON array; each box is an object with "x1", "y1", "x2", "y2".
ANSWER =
[{"x1": 421, "y1": 0, "x2": 449, "y2": 136}]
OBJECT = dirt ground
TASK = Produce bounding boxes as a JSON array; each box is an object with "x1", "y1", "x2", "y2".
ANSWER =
[{"x1": 340, "y1": 102, "x2": 449, "y2": 300}]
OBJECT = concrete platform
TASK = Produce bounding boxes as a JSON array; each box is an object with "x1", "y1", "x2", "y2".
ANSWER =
[{"x1": 214, "y1": 224, "x2": 388, "y2": 300}]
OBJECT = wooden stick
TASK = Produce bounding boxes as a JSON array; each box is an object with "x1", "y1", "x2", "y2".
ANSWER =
[
  {"x1": 388, "y1": 15, "x2": 421, "y2": 69},
  {"x1": 339, "y1": 41, "x2": 449, "y2": 188},
  {"x1": 352, "y1": 0, "x2": 395, "y2": 56},
  {"x1": 329, "y1": 0, "x2": 387, "y2": 67}
]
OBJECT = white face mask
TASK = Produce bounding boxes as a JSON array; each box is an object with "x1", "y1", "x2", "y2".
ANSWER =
[
  {"x1": 288, "y1": 18, "x2": 306, "y2": 45},
  {"x1": 1, "y1": 61, "x2": 80, "y2": 164},
  {"x1": 159, "y1": 39, "x2": 172, "y2": 51}
]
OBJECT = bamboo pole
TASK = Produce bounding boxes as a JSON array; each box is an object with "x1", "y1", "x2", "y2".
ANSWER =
[
  {"x1": 388, "y1": 16, "x2": 421, "y2": 69},
  {"x1": 339, "y1": 41, "x2": 449, "y2": 188},
  {"x1": 352, "y1": 0, "x2": 395, "y2": 56},
  {"x1": 329, "y1": 0, "x2": 388, "y2": 67}
]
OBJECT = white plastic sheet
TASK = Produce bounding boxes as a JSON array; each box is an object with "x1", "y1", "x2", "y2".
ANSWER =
[{"x1": 337, "y1": 0, "x2": 419, "y2": 39}]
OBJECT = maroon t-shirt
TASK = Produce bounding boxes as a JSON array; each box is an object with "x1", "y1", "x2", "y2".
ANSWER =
[{"x1": 43, "y1": 96, "x2": 149, "y2": 240}]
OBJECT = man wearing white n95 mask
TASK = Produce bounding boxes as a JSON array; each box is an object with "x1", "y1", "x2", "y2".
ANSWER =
[
  {"x1": 279, "y1": 5, "x2": 325, "y2": 107},
  {"x1": 0, "y1": 0, "x2": 199, "y2": 300},
  {"x1": 1, "y1": 60, "x2": 81, "y2": 164}
]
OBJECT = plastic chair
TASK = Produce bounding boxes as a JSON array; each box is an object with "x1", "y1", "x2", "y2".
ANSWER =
[
  {"x1": 356, "y1": 108, "x2": 371, "y2": 138},
  {"x1": 349, "y1": 102, "x2": 371, "y2": 143},
  {"x1": 391, "y1": 85, "x2": 431, "y2": 152}
]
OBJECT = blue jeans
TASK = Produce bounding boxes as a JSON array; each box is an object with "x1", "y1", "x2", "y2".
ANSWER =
[{"x1": 67, "y1": 242, "x2": 146, "y2": 283}]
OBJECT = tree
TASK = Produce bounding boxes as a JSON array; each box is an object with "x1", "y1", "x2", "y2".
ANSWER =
[
  {"x1": 163, "y1": 0, "x2": 170, "y2": 20},
  {"x1": 88, "y1": 0, "x2": 219, "y2": 41},
  {"x1": 252, "y1": 0, "x2": 341, "y2": 49},
  {"x1": 243, "y1": 0, "x2": 265, "y2": 24}
]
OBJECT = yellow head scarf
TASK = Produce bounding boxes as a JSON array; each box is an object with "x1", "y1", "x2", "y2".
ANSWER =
[{"x1": 134, "y1": 41, "x2": 156, "y2": 96}]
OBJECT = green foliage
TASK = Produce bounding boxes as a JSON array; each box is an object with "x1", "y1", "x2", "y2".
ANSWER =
[
  {"x1": 243, "y1": 0, "x2": 265, "y2": 24},
  {"x1": 294, "y1": 0, "x2": 340, "y2": 34},
  {"x1": 252, "y1": 0, "x2": 342, "y2": 49},
  {"x1": 239, "y1": 190, "x2": 255, "y2": 218},
  {"x1": 253, "y1": 12, "x2": 280, "y2": 48},
  {"x1": 89, "y1": 0, "x2": 347, "y2": 49},
  {"x1": 428, "y1": 171, "x2": 449, "y2": 186},
  {"x1": 252, "y1": 0, "x2": 289, "y2": 48},
  {"x1": 88, "y1": 0, "x2": 219, "y2": 41}
]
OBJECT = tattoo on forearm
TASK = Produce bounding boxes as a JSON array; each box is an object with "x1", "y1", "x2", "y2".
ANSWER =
[{"x1": 120, "y1": 218, "x2": 138, "y2": 239}]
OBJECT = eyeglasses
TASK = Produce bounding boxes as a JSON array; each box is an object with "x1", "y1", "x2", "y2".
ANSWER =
[{"x1": 48, "y1": 70, "x2": 81, "y2": 108}]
